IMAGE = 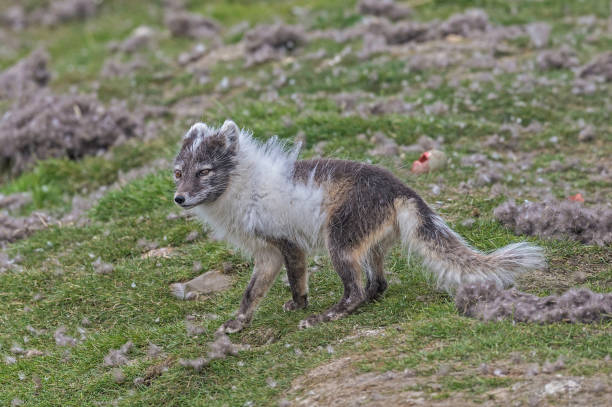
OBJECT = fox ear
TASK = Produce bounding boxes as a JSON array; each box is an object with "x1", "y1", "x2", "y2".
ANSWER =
[
  {"x1": 219, "y1": 120, "x2": 239, "y2": 146},
  {"x1": 184, "y1": 122, "x2": 210, "y2": 141}
]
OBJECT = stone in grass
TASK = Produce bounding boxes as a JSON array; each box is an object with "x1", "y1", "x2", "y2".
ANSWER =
[
  {"x1": 185, "y1": 230, "x2": 199, "y2": 242},
  {"x1": 111, "y1": 368, "x2": 126, "y2": 384},
  {"x1": 544, "y1": 379, "x2": 581, "y2": 396},
  {"x1": 525, "y1": 22, "x2": 551, "y2": 48},
  {"x1": 170, "y1": 270, "x2": 232, "y2": 300}
]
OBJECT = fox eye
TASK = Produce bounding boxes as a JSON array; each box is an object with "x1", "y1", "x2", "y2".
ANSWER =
[
  {"x1": 197, "y1": 169, "x2": 211, "y2": 177},
  {"x1": 174, "y1": 170, "x2": 182, "y2": 179}
]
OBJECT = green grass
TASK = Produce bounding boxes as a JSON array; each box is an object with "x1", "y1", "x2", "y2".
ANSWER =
[{"x1": 0, "y1": 0, "x2": 611, "y2": 406}]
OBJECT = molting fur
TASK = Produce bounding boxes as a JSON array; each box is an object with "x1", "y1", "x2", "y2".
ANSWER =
[{"x1": 173, "y1": 120, "x2": 546, "y2": 332}]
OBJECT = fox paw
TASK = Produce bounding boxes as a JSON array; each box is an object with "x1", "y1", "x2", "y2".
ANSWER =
[
  {"x1": 283, "y1": 296, "x2": 308, "y2": 311},
  {"x1": 218, "y1": 318, "x2": 244, "y2": 334}
]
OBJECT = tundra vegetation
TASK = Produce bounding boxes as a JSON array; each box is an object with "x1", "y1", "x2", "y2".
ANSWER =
[{"x1": 0, "y1": 0, "x2": 610, "y2": 406}]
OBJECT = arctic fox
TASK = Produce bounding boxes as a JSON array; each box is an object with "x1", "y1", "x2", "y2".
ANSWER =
[{"x1": 173, "y1": 120, "x2": 545, "y2": 333}]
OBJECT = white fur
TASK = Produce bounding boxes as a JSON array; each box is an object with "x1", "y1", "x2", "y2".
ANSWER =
[{"x1": 191, "y1": 122, "x2": 327, "y2": 256}]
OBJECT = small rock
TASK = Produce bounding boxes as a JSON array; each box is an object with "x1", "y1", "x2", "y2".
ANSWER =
[
  {"x1": 170, "y1": 270, "x2": 233, "y2": 300},
  {"x1": 437, "y1": 364, "x2": 450, "y2": 376},
  {"x1": 119, "y1": 26, "x2": 155, "y2": 53},
  {"x1": 493, "y1": 368, "x2": 506, "y2": 377},
  {"x1": 542, "y1": 357, "x2": 565, "y2": 373},
  {"x1": 24, "y1": 349, "x2": 43, "y2": 358},
  {"x1": 461, "y1": 218, "x2": 475, "y2": 228},
  {"x1": 185, "y1": 230, "x2": 199, "y2": 242},
  {"x1": 10, "y1": 344, "x2": 24, "y2": 355},
  {"x1": 525, "y1": 363, "x2": 540, "y2": 377},
  {"x1": 526, "y1": 22, "x2": 551, "y2": 48},
  {"x1": 111, "y1": 368, "x2": 126, "y2": 384},
  {"x1": 578, "y1": 125, "x2": 596, "y2": 142},
  {"x1": 510, "y1": 352, "x2": 523, "y2": 364},
  {"x1": 543, "y1": 379, "x2": 581, "y2": 396}
]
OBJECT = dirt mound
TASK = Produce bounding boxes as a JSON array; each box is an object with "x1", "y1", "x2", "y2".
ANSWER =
[
  {"x1": 579, "y1": 52, "x2": 612, "y2": 81},
  {"x1": 494, "y1": 199, "x2": 612, "y2": 246},
  {"x1": 0, "y1": 49, "x2": 50, "y2": 100},
  {"x1": 456, "y1": 282, "x2": 612, "y2": 324},
  {"x1": 0, "y1": 91, "x2": 140, "y2": 175},
  {"x1": 0, "y1": 0, "x2": 99, "y2": 30},
  {"x1": 438, "y1": 8, "x2": 490, "y2": 37},
  {"x1": 537, "y1": 46, "x2": 580, "y2": 70},
  {"x1": 164, "y1": 10, "x2": 219, "y2": 39},
  {"x1": 357, "y1": 0, "x2": 412, "y2": 21},
  {"x1": 43, "y1": 0, "x2": 99, "y2": 26},
  {"x1": 244, "y1": 23, "x2": 306, "y2": 66},
  {"x1": 0, "y1": 212, "x2": 49, "y2": 247}
]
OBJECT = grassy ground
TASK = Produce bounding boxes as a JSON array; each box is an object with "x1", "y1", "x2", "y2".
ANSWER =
[{"x1": 0, "y1": 0, "x2": 611, "y2": 406}]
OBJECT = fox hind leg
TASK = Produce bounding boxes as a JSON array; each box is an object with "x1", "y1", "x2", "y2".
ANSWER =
[
  {"x1": 299, "y1": 245, "x2": 367, "y2": 329},
  {"x1": 365, "y1": 245, "x2": 388, "y2": 301}
]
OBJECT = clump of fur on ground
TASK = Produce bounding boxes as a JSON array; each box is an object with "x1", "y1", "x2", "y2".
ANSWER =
[
  {"x1": 494, "y1": 199, "x2": 612, "y2": 246},
  {"x1": 0, "y1": 91, "x2": 140, "y2": 174},
  {"x1": 358, "y1": 0, "x2": 412, "y2": 20},
  {"x1": 456, "y1": 281, "x2": 612, "y2": 323},
  {"x1": 0, "y1": 49, "x2": 50, "y2": 100},
  {"x1": 178, "y1": 332, "x2": 243, "y2": 372},
  {"x1": 243, "y1": 24, "x2": 306, "y2": 66}
]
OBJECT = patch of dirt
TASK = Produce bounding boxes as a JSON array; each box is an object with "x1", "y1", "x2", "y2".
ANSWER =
[{"x1": 287, "y1": 352, "x2": 612, "y2": 406}]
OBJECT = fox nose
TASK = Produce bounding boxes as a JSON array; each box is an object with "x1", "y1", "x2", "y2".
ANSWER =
[{"x1": 174, "y1": 195, "x2": 185, "y2": 205}]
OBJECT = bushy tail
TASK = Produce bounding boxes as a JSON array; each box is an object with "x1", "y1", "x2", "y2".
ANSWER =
[{"x1": 397, "y1": 203, "x2": 546, "y2": 293}]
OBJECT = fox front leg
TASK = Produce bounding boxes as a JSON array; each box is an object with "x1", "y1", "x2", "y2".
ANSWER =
[{"x1": 218, "y1": 246, "x2": 283, "y2": 334}]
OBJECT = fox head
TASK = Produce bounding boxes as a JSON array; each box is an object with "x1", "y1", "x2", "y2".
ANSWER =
[{"x1": 173, "y1": 120, "x2": 239, "y2": 208}]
